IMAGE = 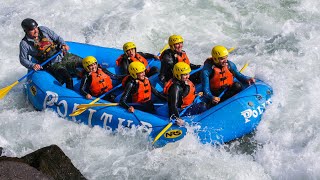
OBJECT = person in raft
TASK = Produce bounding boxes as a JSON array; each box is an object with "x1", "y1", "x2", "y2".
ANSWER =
[
  {"x1": 163, "y1": 62, "x2": 207, "y2": 126},
  {"x1": 80, "y1": 56, "x2": 124, "y2": 101},
  {"x1": 19, "y1": 18, "x2": 83, "y2": 90},
  {"x1": 201, "y1": 45, "x2": 255, "y2": 106},
  {"x1": 158, "y1": 34, "x2": 201, "y2": 86},
  {"x1": 115, "y1": 42, "x2": 159, "y2": 77},
  {"x1": 119, "y1": 61, "x2": 167, "y2": 113}
]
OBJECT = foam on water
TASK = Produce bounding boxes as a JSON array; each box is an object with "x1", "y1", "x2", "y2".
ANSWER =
[{"x1": 1, "y1": 0, "x2": 320, "y2": 179}]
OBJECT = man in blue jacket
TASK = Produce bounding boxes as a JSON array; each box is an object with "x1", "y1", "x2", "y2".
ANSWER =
[
  {"x1": 201, "y1": 45, "x2": 255, "y2": 106},
  {"x1": 19, "y1": 18, "x2": 82, "y2": 89}
]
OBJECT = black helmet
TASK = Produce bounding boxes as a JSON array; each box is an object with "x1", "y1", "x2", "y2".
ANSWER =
[{"x1": 21, "y1": 18, "x2": 38, "y2": 31}]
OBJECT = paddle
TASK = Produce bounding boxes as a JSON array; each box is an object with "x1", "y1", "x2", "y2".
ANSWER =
[
  {"x1": 69, "y1": 83, "x2": 122, "y2": 116},
  {"x1": 0, "y1": 50, "x2": 62, "y2": 100},
  {"x1": 76, "y1": 102, "x2": 164, "y2": 109},
  {"x1": 71, "y1": 44, "x2": 170, "y2": 116},
  {"x1": 152, "y1": 60, "x2": 248, "y2": 145}
]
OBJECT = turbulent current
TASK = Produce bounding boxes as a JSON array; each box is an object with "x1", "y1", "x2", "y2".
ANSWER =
[{"x1": 1, "y1": 0, "x2": 320, "y2": 179}]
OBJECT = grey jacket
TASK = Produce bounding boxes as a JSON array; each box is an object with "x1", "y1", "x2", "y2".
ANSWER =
[{"x1": 19, "y1": 26, "x2": 66, "y2": 69}]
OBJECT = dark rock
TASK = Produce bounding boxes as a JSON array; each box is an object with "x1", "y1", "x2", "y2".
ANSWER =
[
  {"x1": 0, "y1": 145, "x2": 86, "y2": 180},
  {"x1": 0, "y1": 160, "x2": 53, "y2": 180},
  {"x1": 0, "y1": 147, "x2": 2, "y2": 156}
]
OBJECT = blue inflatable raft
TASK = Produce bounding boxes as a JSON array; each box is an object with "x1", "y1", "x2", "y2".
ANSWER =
[{"x1": 24, "y1": 41, "x2": 273, "y2": 147}]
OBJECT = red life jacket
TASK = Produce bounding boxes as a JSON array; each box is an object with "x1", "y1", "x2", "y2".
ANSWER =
[
  {"x1": 210, "y1": 65, "x2": 234, "y2": 91},
  {"x1": 34, "y1": 37, "x2": 57, "y2": 61},
  {"x1": 122, "y1": 76, "x2": 152, "y2": 103},
  {"x1": 116, "y1": 53, "x2": 150, "y2": 70},
  {"x1": 89, "y1": 68, "x2": 113, "y2": 96},
  {"x1": 163, "y1": 79, "x2": 196, "y2": 108}
]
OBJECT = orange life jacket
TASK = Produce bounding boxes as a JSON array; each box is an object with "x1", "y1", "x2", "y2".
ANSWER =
[
  {"x1": 89, "y1": 68, "x2": 113, "y2": 96},
  {"x1": 160, "y1": 50, "x2": 190, "y2": 65},
  {"x1": 116, "y1": 53, "x2": 149, "y2": 70},
  {"x1": 163, "y1": 79, "x2": 196, "y2": 108},
  {"x1": 210, "y1": 65, "x2": 234, "y2": 91},
  {"x1": 176, "y1": 52, "x2": 190, "y2": 65},
  {"x1": 122, "y1": 76, "x2": 152, "y2": 103}
]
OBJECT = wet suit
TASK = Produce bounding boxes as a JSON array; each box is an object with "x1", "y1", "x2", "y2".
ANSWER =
[
  {"x1": 117, "y1": 52, "x2": 159, "y2": 77},
  {"x1": 158, "y1": 49, "x2": 201, "y2": 85},
  {"x1": 166, "y1": 78, "x2": 206, "y2": 119},
  {"x1": 120, "y1": 76, "x2": 167, "y2": 113}
]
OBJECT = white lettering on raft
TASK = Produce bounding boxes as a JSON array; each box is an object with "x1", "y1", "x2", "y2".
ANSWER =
[
  {"x1": 43, "y1": 91, "x2": 153, "y2": 132},
  {"x1": 240, "y1": 98, "x2": 272, "y2": 123}
]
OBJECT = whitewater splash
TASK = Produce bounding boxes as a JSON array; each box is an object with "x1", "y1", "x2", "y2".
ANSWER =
[{"x1": 1, "y1": 0, "x2": 320, "y2": 179}]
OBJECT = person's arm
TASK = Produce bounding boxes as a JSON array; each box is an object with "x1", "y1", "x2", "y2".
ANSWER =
[
  {"x1": 119, "y1": 81, "x2": 134, "y2": 109},
  {"x1": 201, "y1": 60, "x2": 214, "y2": 100},
  {"x1": 151, "y1": 85, "x2": 167, "y2": 101},
  {"x1": 101, "y1": 66, "x2": 126, "y2": 80},
  {"x1": 228, "y1": 61, "x2": 251, "y2": 83},
  {"x1": 80, "y1": 74, "x2": 92, "y2": 97},
  {"x1": 138, "y1": 52, "x2": 158, "y2": 60},
  {"x1": 190, "y1": 63, "x2": 201, "y2": 70},
  {"x1": 158, "y1": 52, "x2": 174, "y2": 84},
  {"x1": 19, "y1": 41, "x2": 34, "y2": 69},
  {"x1": 168, "y1": 84, "x2": 181, "y2": 118}
]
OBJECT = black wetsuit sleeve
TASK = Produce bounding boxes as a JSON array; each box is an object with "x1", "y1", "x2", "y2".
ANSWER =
[
  {"x1": 101, "y1": 67, "x2": 126, "y2": 80},
  {"x1": 168, "y1": 84, "x2": 182, "y2": 118},
  {"x1": 151, "y1": 85, "x2": 167, "y2": 101},
  {"x1": 190, "y1": 63, "x2": 201, "y2": 70},
  {"x1": 118, "y1": 55, "x2": 130, "y2": 75},
  {"x1": 138, "y1": 52, "x2": 156, "y2": 59},
  {"x1": 119, "y1": 80, "x2": 134, "y2": 109},
  {"x1": 80, "y1": 74, "x2": 92, "y2": 97},
  {"x1": 159, "y1": 53, "x2": 174, "y2": 84}
]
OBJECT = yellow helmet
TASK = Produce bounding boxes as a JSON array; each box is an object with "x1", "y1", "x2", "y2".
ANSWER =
[
  {"x1": 123, "y1": 42, "x2": 136, "y2": 52},
  {"x1": 168, "y1": 35, "x2": 184, "y2": 50},
  {"x1": 128, "y1": 61, "x2": 146, "y2": 79},
  {"x1": 211, "y1": 45, "x2": 229, "y2": 63},
  {"x1": 173, "y1": 62, "x2": 191, "y2": 80},
  {"x1": 82, "y1": 56, "x2": 97, "y2": 71}
]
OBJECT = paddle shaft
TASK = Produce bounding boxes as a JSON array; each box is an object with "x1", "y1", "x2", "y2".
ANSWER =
[{"x1": 18, "y1": 50, "x2": 62, "y2": 82}]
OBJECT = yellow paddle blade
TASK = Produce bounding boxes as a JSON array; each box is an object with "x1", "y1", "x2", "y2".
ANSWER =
[
  {"x1": 160, "y1": 44, "x2": 169, "y2": 54},
  {"x1": 77, "y1": 103, "x2": 119, "y2": 109},
  {"x1": 240, "y1": 62, "x2": 249, "y2": 73},
  {"x1": 0, "y1": 81, "x2": 19, "y2": 100},
  {"x1": 152, "y1": 122, "x2": 173, "y2": 145},
  {"x1": 228, "y1": 47, "x2": 235, "y2": 53},
  {"x1": 69, "y1": 97, "x2": 101, "y2": 116}
]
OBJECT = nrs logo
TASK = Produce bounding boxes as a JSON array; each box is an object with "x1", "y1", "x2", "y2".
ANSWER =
[
  {"x1": 30, "y1": 86, "x2": 37, "y2": 96},
  {"x1": 241, "y1": 99, "x2": 272, "y2": 123},
  {"x1": 164, "y1": 129, "x2": 182, "y2": 138}
]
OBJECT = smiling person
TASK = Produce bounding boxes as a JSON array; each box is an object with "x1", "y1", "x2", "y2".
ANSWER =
[
  {"x1": 119, "y1": 61, "x2": 166, "y2": 113},
  {"x1": 158, "y1": 35, "x2": 201, "y2": 86},
  {"x1": 80, "y1": 56, "x2": 124, "y2": 102},
  {"x1": 115, "y1": 42, "x2": 159, "y2": 77},
  {"x1": 202, "y1": 45, "x2": 255, "y2": 106},
  {"x1": 19, "y1": 18, "x2": 83, "y2": 90},
  {"x1": 163, "y1": 62, "x2": 207, "y2": 126}
]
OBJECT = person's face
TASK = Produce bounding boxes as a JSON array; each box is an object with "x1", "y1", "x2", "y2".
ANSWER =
[
  {"x1": 217, "y1": 55, "x2": 228, "y2": 67},
  {"x1": 87, "y1": 62, "x2": 98, "y2": 73},
  {"x1": 173, "y1": 42, "x2": 183, "y2": 52},
  {"x1": 181, "y1": 73, "x2": 190, "y2": 82},
  {"x1": 126, "y1": 48, "x2": 136, "y2": 57},
  {"x1": 26, "y1": 27, "x2": 39, "y2": 39},
  {"x1": 137, "y1": 71, "x2": 146, "y2": 81}
]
